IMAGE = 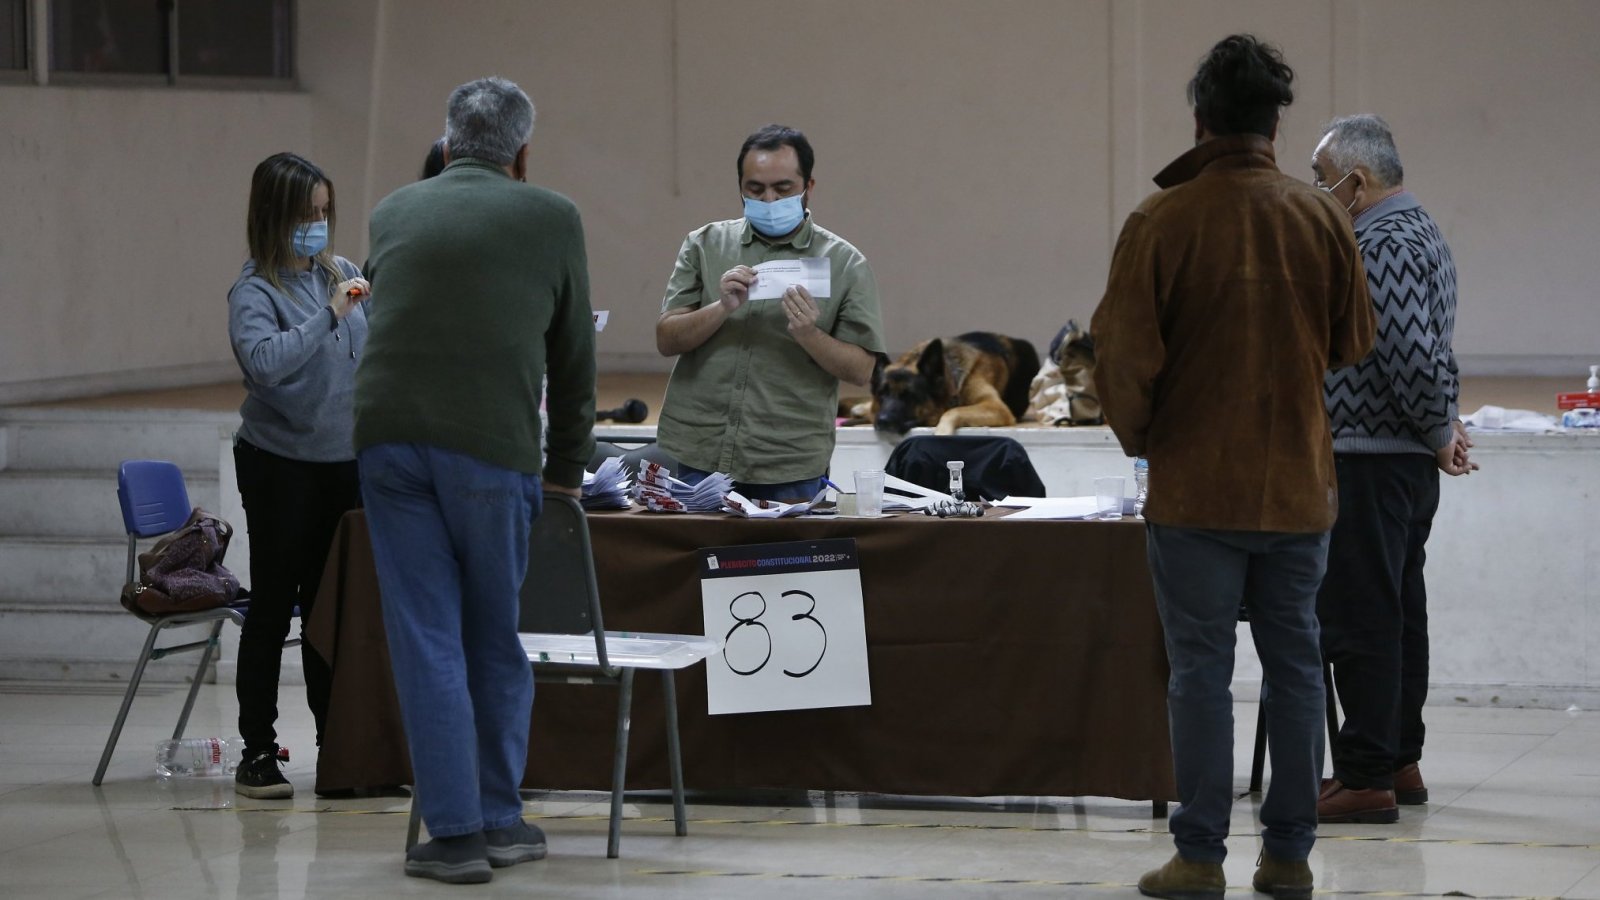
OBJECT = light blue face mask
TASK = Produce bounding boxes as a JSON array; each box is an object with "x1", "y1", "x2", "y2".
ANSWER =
[
  {"x1": 743, "y1": 193, "x2": 806, "y2": 238},
  {"x1": 292, "y1": 220, "x2": 329, "y2": 257}
]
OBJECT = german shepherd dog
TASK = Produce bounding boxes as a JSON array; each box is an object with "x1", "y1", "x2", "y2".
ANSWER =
[{"x1": 870, "y1": 332, "x2": 1041, "y2": 436}]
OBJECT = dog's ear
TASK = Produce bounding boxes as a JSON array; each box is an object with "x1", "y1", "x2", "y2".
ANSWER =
[
  {"x1": 915, "y1": 339, "x2": 945, "y2": 383},
  {"x1": 870, "y1": 354, "x2": 887, "y2": 394}
]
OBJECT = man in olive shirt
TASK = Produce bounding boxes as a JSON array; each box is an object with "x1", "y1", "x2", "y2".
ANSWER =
[{"x1": 655, "y1": 124, "x2": 886, "y2": 501}]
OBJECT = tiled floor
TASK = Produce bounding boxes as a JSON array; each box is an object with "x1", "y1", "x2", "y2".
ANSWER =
[{"x1": 2, "y1": 681, "x2": 1596, "y2": 898}]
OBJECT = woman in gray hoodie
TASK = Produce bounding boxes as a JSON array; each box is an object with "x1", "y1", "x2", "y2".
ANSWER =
[{"x1": 226, "y1": 152, "x2": 369, "y2": 800}]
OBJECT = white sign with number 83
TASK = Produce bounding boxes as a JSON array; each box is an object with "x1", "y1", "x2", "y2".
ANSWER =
[{"x1": 700, "y1": 561, "x2": 871, "y2": 716}]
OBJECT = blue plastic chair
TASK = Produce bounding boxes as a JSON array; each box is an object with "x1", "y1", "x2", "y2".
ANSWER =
[{"x1": 92, "y1": 460, "x2": 273, "y2": 785}]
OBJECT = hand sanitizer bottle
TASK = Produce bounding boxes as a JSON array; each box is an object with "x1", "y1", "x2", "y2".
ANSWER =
[{"x1": 946, "y1": 460, "x2": 965, "y2": 502}]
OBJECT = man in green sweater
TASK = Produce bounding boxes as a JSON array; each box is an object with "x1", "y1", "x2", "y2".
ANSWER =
[{"x1": 355, "y1": 76, "x2": 595, "y2": 885}]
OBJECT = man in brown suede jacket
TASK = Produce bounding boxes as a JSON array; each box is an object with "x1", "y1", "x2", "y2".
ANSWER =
[{"x1": 1091, "y1": 35, "x2": 1375, "y2": 900}]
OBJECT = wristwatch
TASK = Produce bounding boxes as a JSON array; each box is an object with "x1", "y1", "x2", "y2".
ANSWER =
[{"x1": 326, "y1": 305, "x2": 338, "y2": 331}]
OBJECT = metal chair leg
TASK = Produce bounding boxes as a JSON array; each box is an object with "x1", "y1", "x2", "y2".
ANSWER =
[
  {"x1": 94, "y1": 621, "x2": 166, "y2": 786},
  {"x1": 607, "y1": 668, "x2": 635, "y2": 859},
  {"x1": 1324, "y1": 659, "x2": 1340, "y2": 741},
  {"x1": 661, "y1": 669, "x2": 687, "y2": 837},
  {"x1": 1250, "y1": 695, "x2": 1268, "y2": 793},
  {"x1": 172, "y1": 620, "x2": 224, "y2": 740},
  {"x1": 405, "y1": 788, "x2": 423, "y2": 851},
  {"x1": 1249, "y1": 662, "x2": 1338, "y2": 796}
]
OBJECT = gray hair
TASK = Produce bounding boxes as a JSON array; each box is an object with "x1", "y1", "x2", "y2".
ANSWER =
[
  {"x1": 1319, "y1": 114, "x2": 1404, "y2": 189},
  {"x1": 445, "y1": 77, "x2": 535, "y2": 167}
]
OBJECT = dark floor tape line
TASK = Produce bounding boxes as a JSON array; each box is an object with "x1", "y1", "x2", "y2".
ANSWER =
[
  {"x1": 632, "y1": 869, "x2": 1554, "y2": 898},
  {"x1": 634, "y1": 870, "x2": 1128, "y2": 889}
]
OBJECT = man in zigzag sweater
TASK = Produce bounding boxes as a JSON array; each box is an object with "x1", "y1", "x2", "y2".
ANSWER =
[{"x1": 1310, "y1": 114, "x2": 1479, "y2": 825}]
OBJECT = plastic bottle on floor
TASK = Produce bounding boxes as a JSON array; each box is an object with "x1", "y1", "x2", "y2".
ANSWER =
[
  {"x1": 1133, "y1": 457, "x2": 1149, "y2": 518},
  {"x1": 156, "y1": 737, "x2": 242, "y2": 777}
]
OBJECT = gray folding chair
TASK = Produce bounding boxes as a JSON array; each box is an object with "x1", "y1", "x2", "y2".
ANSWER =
[{"x1": 405, "y1": 494, "x2": 716, "y2": 858}]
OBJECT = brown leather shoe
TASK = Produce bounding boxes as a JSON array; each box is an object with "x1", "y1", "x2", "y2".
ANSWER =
[
  {"x1": 1318, "y1": 784, "x2": 1398, "y2": 823},
  {"x1": 1253, "y1": 849, "x2": 1313, "y2": 900},
  {"x1": 1319, "y1": 777, "x2": 1340, "y2": 800},
  {"x1": 1137, "y1": 852, "x2": 1225, "y2": 899},
  {"x1": 1393, "y1": 763, "x2": 1428, "y2": 805}
]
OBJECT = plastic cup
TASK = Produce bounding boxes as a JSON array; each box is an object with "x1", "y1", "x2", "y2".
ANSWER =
[
  {"x1": 1094, "y1": 476, "x2": 1125, "y2": 520},
  {"x1": 854, "y1": 470, "x2": 885, "y2": 517}
]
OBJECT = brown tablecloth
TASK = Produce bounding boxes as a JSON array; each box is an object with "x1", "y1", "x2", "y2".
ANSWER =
[{"x1": 306, "y1": 508, "x2": 1176, "y2": 801}]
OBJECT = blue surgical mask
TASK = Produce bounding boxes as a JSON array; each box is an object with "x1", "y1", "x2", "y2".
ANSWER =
[
  {"x1": 292, "y1": 220, "x2": 329, "y2": 257},
  {"x1": 743, "y1": 193, "x2": 806, "y2": 238}
]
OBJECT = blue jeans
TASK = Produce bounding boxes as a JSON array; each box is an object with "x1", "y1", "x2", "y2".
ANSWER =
[
  {"x1": 1146, "y1": 524, "x2": 1330, "y2": 864},
  {"x1": 358, "y1": 442, "x2": 541, "y2": 838},
  {"x1": 678, "y1": 465, "x2": 826, "y2": 503}
]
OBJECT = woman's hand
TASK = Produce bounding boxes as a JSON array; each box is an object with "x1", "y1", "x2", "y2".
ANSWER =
[{"x1": 330, "y1": 277, "x2": 371, "y2": 319}]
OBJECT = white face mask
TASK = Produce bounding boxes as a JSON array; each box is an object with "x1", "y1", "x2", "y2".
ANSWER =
[{"x1": 1318, "y1": 169, "x2": 1358, "y2": 214}]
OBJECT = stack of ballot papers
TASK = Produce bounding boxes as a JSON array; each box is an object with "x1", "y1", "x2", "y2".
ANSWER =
[
  {"x1": 580, "y1": 456, "x2": 631, "y2": 510},
  {"x1": 723, "y1": 488, "x2": 829, "y2": 518},
  {"x1": 631, "y1": 460, "x2": 732, "y2": 513}
]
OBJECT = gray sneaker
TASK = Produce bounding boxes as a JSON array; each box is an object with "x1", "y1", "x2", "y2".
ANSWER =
[
  {"x1": 486, "y1": 819, "x2": 548, "y2": 868},
  {"x1": 405, "y1": 831, "x2": 492, "y2": 884}
]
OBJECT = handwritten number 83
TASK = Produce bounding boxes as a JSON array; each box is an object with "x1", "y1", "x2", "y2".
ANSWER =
[{"x1": 724, "y1": 589, "x2": 828, "y2": 678}]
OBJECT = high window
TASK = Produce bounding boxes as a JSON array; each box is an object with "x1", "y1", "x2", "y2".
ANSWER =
[{"x1": 30, "y1": 0, "x2": 292, "y2": 84}]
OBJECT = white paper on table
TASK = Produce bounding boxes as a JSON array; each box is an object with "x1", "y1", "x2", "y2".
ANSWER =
[
  {"x1": 1000, "y1": 496, "x2": 1103, "y2": 519},
  {"x1": 877, "y1": 473, "x2": 952, "y2": 511},
  {"x1": 994, "y1": 496, "x2": 1048, "y2": 508},
  {"x1": 749, "y1": 258, "x2": 831, "y2": 300},
  {"x1": 592, "y1": 309, "x2": 610, "y2": 332}
]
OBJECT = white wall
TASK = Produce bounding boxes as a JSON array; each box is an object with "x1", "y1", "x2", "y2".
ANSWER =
[
  {"x1": 3, "y1": 0, "x2": 1597, "y2": 403},
  {"x1": 0, "y1": 86, "x2": 312, "y2": 402}
]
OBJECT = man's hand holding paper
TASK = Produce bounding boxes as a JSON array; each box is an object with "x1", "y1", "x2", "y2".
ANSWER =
[
  {"x1": 718, "y1": 265, "x2": 757, "y2": 312},
  {"x1": 748, "y1": 257, "x2": 831, "y2": 301}
]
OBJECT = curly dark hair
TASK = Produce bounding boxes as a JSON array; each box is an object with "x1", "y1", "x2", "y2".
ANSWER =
[{"x1": 1187, "y1": 34, "x2": 1295, "y2": 138}]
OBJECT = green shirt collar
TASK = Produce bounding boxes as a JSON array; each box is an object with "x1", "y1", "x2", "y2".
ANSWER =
[
  {"x1": 441, "y1": 157, "x2": 513, "y2": 178},
  {"x1": 740, "y1": 213, "x2": 816, "y2": 250}
]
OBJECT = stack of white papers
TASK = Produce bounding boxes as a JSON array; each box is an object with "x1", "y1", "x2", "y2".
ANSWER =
[
  {"x1": 580, "y1": 456, "x2": 631, "y2": 510},
  {"x1": 1462, "y1": 404, "x2": 1556, "y2": 433},
  {"x1": 993, "y1": 496, "x2": 1103, "y2": 520},
  {"x1": 631, "y1": 461, "x2": 732, "y2": 513},
  {"x1": 723, "y1": 488, "x2": 829, "y2": 518}
]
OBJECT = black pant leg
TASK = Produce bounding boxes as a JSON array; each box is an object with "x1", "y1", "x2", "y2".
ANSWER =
[
  {"x1": 1318, "y1": 454, "x2": 1411, "y2": 788},
  {"x1": 1397, "y1": 465, "x2": 1440, "y2": 766},
  {"x1": 234, "y1": 440, "x2": 316, "y2": 755}
]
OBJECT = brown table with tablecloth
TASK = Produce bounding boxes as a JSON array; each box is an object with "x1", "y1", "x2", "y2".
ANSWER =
[{"x1": 306, "y1": 508, "x2": 1176, "y2": 802}]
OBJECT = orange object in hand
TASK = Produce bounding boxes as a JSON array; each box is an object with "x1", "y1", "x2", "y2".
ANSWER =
[{"x1": 347, "y1": 285, "x2": 366, "y2": 299}]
